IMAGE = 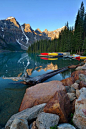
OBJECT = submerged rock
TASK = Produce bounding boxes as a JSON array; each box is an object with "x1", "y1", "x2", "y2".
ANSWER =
[
  {"x1": 44, "y1": 90, "x2": 71, "y2": 123},
  {"x1": 19, "y1": 81, "x2": 66, "y2": 111},
  {"x1": 36, "y1": 112, "x2": 59, "y2": 129}
]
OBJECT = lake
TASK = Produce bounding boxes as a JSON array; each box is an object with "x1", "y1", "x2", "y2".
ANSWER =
[{"x1": 0, "y1": 52, "x2": 80, "y2": 127}]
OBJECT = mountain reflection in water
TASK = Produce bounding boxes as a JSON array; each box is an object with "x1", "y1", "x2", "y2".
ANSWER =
[{"x1": 0, "y1": 52, "x2": 81, "y2": 127}]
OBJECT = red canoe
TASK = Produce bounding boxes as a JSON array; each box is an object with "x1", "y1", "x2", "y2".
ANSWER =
[
  {"x1": 75, "y1": 56, "x2": 80, "y2": 60},
  {"x1": 40, "y1": 53, "x2": 48, "y2": 55}
]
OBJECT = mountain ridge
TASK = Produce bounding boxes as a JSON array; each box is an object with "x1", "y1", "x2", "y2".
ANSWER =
[{"x1": 0, "y1": 17, "x2": 65, "y2": 51}]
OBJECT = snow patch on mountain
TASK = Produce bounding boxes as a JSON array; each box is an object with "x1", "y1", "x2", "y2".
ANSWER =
[
  {"x1": 6, "y1": 17, "x2": 14, "y2": 20},
  {"x1": 16, "y1": 39, "x2": 28, "y2": 49},
  {"x1": 21, "y1": 26, "x2": 29, "y2": 44}
]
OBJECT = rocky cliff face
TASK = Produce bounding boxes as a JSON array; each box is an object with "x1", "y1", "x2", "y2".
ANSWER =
[
  {"x1": 43, "y1": 26, "x2": 65, "y2": 40},
  {"x1": 0, "y1": 17, "x2": 65, "y2": 51}
]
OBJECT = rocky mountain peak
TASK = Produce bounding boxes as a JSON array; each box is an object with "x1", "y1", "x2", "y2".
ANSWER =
[
  {"x1": 35, "y1": 28, "x2": 42, "y2": 33},
  {"x1": 35, "y1": 28, "x2": 42, "y2": 34},
  {"x1": 43, "y1": 29, "x2": 48, "y2": 33},
  {"x1": 6, "y1": 17, "x2": 15, "y2": 20},
  {"x1": 6, "y1": 16, "x2": 20, "y2": 28},
  {"x1": 55, "y1": 26, "x2": 65, "y2": 32},
  {"x1": 22, "y1": 23, "x2": 33, "y2": 32}
]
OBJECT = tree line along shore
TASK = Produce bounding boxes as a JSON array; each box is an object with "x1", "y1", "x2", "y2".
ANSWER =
[{"x1": 28, "y1": 2, "x2": 86, "y2": 55}]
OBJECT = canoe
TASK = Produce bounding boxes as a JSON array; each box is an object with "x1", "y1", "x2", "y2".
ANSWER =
[
  {"x1": 75, "y1": 57, "x2": 80, "y2": 59},
  {"x1": 48, "y1": 53, "x2": 58, "y2": 56},
  {"x1": 80, "y1": 56, "x2": 86, "y2": 59},
  {"x1": 75, "y1": 56, "x2": 86, "y2": 60},
  {"x1": 58, "y1": 53, "x2": 63, "y2": 56},
  {"x1": 40, "y1": 53, "x2": 48, "y2": 55}
]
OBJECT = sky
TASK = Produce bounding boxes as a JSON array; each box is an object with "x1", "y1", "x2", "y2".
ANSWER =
[{"x1": 0, "y1": 0, "x2": 86, "y2": 31}]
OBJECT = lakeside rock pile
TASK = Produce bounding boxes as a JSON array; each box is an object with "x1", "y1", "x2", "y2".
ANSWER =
[{"x1": 4, "y1": 62, "x2": 86, "y2": 129}]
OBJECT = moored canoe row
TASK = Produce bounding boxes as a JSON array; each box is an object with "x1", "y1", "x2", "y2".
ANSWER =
[
  {"x1": 40, "y1": 52, "x2": 63, "y2": 57},
  {"x1": 72, "y1": 54, "x2": 86, "y2": 60},
  {"x1": 39, "y1": 53, "x2": 86, "y2": 60}
]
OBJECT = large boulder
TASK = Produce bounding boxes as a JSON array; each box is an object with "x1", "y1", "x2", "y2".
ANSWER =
[
  {"x1": 10, "y1": 118, "x2": 29, "y2": 129},
  {"x1": 73, "y1": 87, "x2": 86, "y2": 129},
  {"x1": 19, "y1": 81, "x2": 66, "y2": 111},
  {"x1": 5, "y1": 103, "x2": 46, "y2": 129},
  {"x1": 43, "y1": 91, "x2": 71, "y2": 123},
  {"x1": 61, "y1": 77, "x2": 74, "y2": 86},
  {"x1": 36, "y1": 112, "x2": 59, "y2": 129}
]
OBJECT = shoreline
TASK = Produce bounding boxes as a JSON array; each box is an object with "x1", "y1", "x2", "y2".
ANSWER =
[{"x1": 3, "y1": 60, "x2": 86, "y2": 129}]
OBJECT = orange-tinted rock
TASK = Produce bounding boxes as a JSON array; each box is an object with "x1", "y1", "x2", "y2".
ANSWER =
[
  {"x1": 19, "y1": 81, "x2": 66, "y2": 112},
  {"x1": 61, "y1": 77, "x2": 74, "y2": 86},
  {"x1": 43, "y1": 91, "x2": 71, "y2": 123},
  {"x1": 61, "y1": 70, "x2": 86, "y2": 87},
  {"x1": 71, "y1": 70, "x2": 86, "y2": 81}
]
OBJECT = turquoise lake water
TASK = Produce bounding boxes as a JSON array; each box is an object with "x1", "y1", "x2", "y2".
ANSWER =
[{"x1": 0, "y1": 52, "x2": 80, "y2": 127}]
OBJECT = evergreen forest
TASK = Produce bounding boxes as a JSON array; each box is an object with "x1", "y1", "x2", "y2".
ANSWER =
[{"x1": 28, "y1": 2, "x2": 86, "y2": 55}]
